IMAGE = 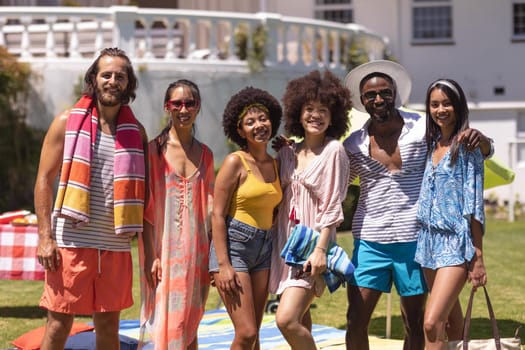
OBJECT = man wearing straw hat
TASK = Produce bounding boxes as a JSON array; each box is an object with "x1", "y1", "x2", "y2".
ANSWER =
[{"x1": 342, "y1": 60, "x2": 493, "y2": 350}]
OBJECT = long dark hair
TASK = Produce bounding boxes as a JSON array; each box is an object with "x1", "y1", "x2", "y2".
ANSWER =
[
  {"x1": 82, "y1": 47, "x2": 138, "y2": 104},
  {"x1": 425, "y1": 78, "x2": 469, "y2": 165},
  {"x1": 154, "y1": 79, "x2": 201, "y2": 155}
]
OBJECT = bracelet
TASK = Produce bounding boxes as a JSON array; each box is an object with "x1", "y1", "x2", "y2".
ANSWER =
[{"x1": 315, "y1": 246, "x2": 327, "y2": 253}]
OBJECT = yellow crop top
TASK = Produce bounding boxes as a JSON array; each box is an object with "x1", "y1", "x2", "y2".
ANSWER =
[{"x1": 228, "y1": 152, "x2": 282, "y2": 230}]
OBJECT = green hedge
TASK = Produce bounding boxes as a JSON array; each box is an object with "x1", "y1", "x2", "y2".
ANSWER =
[{"x1": 0, "y1": 47, "x2": 44, "y2": 213}]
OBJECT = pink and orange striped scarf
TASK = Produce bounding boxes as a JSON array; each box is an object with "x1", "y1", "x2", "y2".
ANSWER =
[{"x1": 53, "y1": 95, "x2": 145, "y2": 235}]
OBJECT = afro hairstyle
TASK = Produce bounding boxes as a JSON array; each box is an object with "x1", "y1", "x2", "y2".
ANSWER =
[
  {"x1": 282, "y1": 70, "x2": 352, "y2": 139},
  {"x1": 222, "y1": 86, "x2": 282, "y2": 148}
]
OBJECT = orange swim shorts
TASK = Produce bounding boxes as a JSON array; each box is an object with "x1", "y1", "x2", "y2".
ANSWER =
[{"x1": 40, "y1": 247, "x2": 133, "y2": 315}]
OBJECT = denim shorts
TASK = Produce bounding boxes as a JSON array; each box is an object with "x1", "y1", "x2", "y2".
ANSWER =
[{"x1": 209, "y1": 217, "x2": 272, "y2": 273}]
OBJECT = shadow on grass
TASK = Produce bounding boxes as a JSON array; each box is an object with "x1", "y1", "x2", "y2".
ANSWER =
[
  {"x1": 337, "y1": 316, "x2": 523, "y2": 345},
  {"x1": 0, "y1": 306, "x2": 46, "y2": 319}
]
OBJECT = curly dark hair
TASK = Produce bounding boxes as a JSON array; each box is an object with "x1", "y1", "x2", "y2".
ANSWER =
[
  {"x1": 83, "y1": 47, "x2": 138, "y2": 104},
  {"x1": 223, "y1": 86, "x2": 282, "y2": 148},
  {"x1": 282, "y1": 70, "x2": 352, "y2": 139}
]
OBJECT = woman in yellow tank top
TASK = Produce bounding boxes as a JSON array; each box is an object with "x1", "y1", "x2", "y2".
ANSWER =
[{"x1": 209, "y1": 87, "x2": 282, "y2": 349}]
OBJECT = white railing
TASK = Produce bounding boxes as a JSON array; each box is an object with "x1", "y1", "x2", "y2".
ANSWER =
[{"x1": 0, "y1": 6, "x2": 387, "y2": 71}]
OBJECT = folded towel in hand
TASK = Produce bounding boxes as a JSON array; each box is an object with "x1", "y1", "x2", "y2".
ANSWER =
[{"x1": 280, "y1": 223, "x2": 355, "y2": 293}]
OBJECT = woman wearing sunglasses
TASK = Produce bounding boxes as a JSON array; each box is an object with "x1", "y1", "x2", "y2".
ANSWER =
[
  {"x1": 209, "y1": 87, "x2": 282, "y2": 349},
  {"x1": 138, "y1": 79, "x2": 215, "y2": 349}
]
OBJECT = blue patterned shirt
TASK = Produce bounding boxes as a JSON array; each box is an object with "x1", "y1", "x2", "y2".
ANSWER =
[{"x1": 417, "y1": 144, "x2": 485, "y2": 236}]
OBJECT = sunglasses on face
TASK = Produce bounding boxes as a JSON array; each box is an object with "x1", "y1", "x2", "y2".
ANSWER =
[
  {"x1": 166, "y1": 99, "x2": 198, "y2": 110},
  {"x1": 361, "y1": 89, "x2": 394, "y2": 103}
]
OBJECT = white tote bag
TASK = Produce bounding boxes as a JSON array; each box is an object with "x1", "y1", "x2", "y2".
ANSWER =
[{"x1": 447, "y1": 286, "x2": 521, "y2": 350}]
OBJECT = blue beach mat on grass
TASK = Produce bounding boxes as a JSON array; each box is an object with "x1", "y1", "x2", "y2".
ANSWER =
[
  {"x1": 64, "y1": 332, "x2": 138, "y2": 350},
  {"x1": 197, "y1": 309, "x2": 345, "y2": 349},
  {"x1": 56, "y1": 309, "x2": 404, "y2": 349},
  {"x1": 115, "y1": 309, "x2": 346, "y2": 349}
]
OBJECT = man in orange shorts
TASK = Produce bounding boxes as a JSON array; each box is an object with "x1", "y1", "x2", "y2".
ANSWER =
[{"x1": 34, "y1": 47, "x2": 148, "y2": 350}]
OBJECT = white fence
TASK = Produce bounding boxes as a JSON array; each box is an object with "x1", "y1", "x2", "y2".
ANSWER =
[{"x1": 0, "y1": 6, "x2": 387, "y2": 72}]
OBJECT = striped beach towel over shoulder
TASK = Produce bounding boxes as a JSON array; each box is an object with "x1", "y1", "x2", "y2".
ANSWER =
[{"x1": 53, "y1": 95, "x2": 145, "y2": 235}]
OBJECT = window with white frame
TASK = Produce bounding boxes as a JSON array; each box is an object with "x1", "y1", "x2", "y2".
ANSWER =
[
  {"x1": 412, "y1": 0, "x2": 453, "y2": 43},
  {"x1": 513, "y1": 2, "x2": 525, "y2": 38},
  {"x1": 314, "y1": 0, "x2": 353, "y2": 24}
]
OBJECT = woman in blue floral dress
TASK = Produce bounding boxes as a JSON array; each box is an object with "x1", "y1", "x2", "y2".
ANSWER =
[{"x1": 415, "y1": 78, "x2": 486, "y2": 350}]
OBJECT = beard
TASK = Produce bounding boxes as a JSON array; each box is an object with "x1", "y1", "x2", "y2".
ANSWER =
[
  {"x1": 366, "y1": 101, "x2": 396, "y2": 124},
  {"x1": 96, "y1": 86, "x2": 124, "y2": 107}
]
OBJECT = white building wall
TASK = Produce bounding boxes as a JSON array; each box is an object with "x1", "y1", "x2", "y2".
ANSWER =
[
  {"x1": 394, "y1": 0, "x2": 522, "y2": 104},
  {"x1": 353, "y1": 0, "x2": 400, "y2": 54},
  {"x1": 271, "y1": 1, "x2": 313, "y2": 19}
]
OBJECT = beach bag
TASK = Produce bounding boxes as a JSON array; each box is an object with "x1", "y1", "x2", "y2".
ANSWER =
[{"x1": 447, "y1": 286, "x2": 521, "y2": 350}]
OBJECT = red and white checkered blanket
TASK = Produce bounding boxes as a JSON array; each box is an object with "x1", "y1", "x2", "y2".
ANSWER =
[{"x1": 0, "y1": 224, "x2": 44, "y2": 280}]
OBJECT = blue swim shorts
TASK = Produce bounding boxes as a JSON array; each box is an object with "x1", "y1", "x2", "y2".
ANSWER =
[
  {"x1": 349, "y1": 239, "x2": 427, "y2": 296},
  {"x1": 209, "y1": 217, "x2": 272, "y2": 273}
]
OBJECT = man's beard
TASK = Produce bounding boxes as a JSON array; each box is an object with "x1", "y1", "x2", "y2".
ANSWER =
[
  {"x1": 96, "y1": 87, "x2": 124, "y2": 107},
  {"x1": 367, "y1": 102, "x2": 396, "y2": 124},
  {"x1": 372, "y1": 110, "x2": 392, "y2": 123}
]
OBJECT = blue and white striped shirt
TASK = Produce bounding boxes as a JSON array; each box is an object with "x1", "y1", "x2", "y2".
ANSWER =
[{"x1": 343, "y1": 110, "x2": 427, "y2": 243}]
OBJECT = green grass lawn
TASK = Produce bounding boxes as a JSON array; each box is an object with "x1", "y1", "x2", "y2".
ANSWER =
[{"x1": 1, "y1": 218, "x2": 524, "y2": 348}]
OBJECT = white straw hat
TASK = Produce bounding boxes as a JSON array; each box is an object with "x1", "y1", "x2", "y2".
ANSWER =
[{"x1": 344, "y1": 60, "x2": 412, "y2": 112}]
